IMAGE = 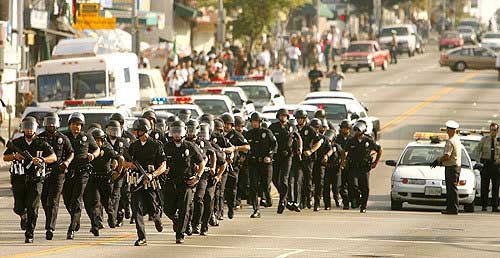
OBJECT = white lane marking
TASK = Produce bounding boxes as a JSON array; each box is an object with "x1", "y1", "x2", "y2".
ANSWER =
[{"x1": 276, "y1": 249, "x2": 305, "y2": 258}]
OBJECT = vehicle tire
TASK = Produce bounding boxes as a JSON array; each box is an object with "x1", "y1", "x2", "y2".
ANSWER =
[
  {"x1": 368, "y1": 62, "x2": 375, "y2": 72},
  {"x1": 391, "y1": 198, "x2": 403, "y2": 210},
  {"x1": 454, "y1": 62, "x2": 466, "y2": 72},
  {"x1": 464, "y1": 202, "x2": 475, "y2": 213},
  {"x1": 355, "y1": 68, "x2": 360, "y2": 73},
  {"x1": 439, "y1": 46, "x2": 442, "y2": 51},
  {"x1": 382, "y1": 60, "x2": 388, "y2": 71},
  {"x1": 408, "y1": 50, "x2": 412, "y2": 57},
  {"x1": 341, "y1": 67, "x2": 348, "y2": 73}
]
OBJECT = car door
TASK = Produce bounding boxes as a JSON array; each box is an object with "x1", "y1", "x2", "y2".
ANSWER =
[
  {"x1": 372, "y1": 43, "x2": 382, "y2": 65},
  {"x1": 459, "y1": 48, "x2": 476, "y2": 68}
]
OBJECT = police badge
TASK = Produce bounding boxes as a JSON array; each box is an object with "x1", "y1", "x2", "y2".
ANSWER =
[
  {"x1": 57, "y1": 138, "x2": 63, "y2": 145},
  {"x1": 304, "y1": 130, "x2": 309, "y2": 136},
  {"x1": 82, "y1": 136, "x2": 87, "y2": 142},
  {"x1": 155, "y1": 133, "x2": 159, "y2": 139},
  {"x1": 200, "y1": 141, "x2": 205, "y2": 148},
  {"x1": 261, "y1": 133, "x2": 266, "y2": 139},
  {"x1": 119, "y1": 142, "x2": 124, "y2": 148},
  {"x1": 185, "y1": 149, "x2": 190, "y2": 156},
  {"x1": 365, "y1": 142, "x2": 370, "y2": 147}
]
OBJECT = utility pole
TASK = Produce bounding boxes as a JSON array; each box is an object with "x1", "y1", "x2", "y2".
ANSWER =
[
  {"x1": 442, "y1": 0, "x2": 446, "y2": 32},
  {"x1": 314, "y1": 0, "x2": 320, "y2": 39},
  {"x1": 17, "y1": 0, "x2": 25, "y2": 71},
  {"x1": 217, "y1": 0, "x2": 224, "y2": 51},
  {"x1": 132, "y1": 0, "x2": 140, "y2": 56}
]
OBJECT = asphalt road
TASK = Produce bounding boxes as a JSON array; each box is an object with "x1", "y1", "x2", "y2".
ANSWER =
[{"x1": 2, "y1": 45, "x2": 500, "y2": 258}]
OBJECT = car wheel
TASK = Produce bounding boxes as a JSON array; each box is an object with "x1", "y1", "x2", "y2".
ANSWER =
[
  {"x1": 408, "y1": 50, "x2": 412, "y2": 57},
  {"x1": 455, "y1": 62, "x2": 466, "y2": 72},
  {"x1": 391, "y1": 198, "x2": 403, "y2": 210},
  {"x1": 341, "y1": 67, "x2": 348, "y2": 73},
  {"x1": 355, "y1": 68, "x2": 360, "y2": 72},
  {"x1": 464, "y1": 202, "x2": 475, "y2": 213},
  {"x1": 368, "y1": 61, "x2": 375, "y2": 72},
  {"x1": 382, "y1": 60, "x2": 388, "y2": 71}
]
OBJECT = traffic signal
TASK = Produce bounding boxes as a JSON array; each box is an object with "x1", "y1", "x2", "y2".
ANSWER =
[{"x1": 340, "y1": 15, "x2": 346, "y2": 22}]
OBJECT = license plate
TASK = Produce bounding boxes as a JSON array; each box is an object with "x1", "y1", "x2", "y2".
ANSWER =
[{"x1": 425, "y1": 186, "x2": 442, "y2": 196}]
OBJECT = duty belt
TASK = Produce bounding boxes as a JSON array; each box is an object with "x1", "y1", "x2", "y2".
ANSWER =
[{"x1": 127, "y1": 171, "x2": 162, "y2": 191}]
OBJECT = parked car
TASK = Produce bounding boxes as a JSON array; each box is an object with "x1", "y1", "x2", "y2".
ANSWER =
[
  {"x1": 457, "y1": 26, "x2": 478, "y2": 44},
  {"x1": 439, "y1": 31, "x2": 464, "y2": 51},
  {"x1": 439, "y1": 46, "x2": 497, "y2": 72},
  {"x1": 480, "y1": 32, "x2": 500, "y2": 51},
  {"x1": 340, "y1": 41, "x2": 390, "y2": 72},
  {"x1": 458, "y1": 19, "x2": 483, "y2": 40},
  {"x1": 378, "y1": 24, "x2": 418, "y2": 57}
]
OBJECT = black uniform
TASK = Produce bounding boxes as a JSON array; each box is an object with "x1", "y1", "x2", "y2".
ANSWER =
[
  {"x1": 211, "y1": 132, "x2": 233, "y2": 219},
  {"x1": 163, "y1": 140, "x2": 204, "y2": 239},
  {"x1": 118, "y1": 131, "x2": 136, "y2": 221},
  {"x1": 335, "y1": 134, "x2": 351, "y2": 207},
  {"x1": 39, "y1": 131, "x2": 73, "y2": 233},
  {"x1": 108, "y1": 137, "x2": 127, "y2": 225},
  {"x1": 345, "y1": 136, "x2": 381, "y2": 210},
  {"x1": 63, "y1": 132, "x2": 99, "y2": 233},
  {"x1": 246, "y1": 127, "x2": 277, "y2": 212},
  {"x1": 128, "y1": 137, "x2": 166, "y2": 241},
  {"x1": 323, "y1": 141, "x2": 343, "y2": 208},
  {"x1": 297, "y1": 125, "x2": 321, "y2": 208},
  {"x1": 84, "y1": 141, "x2": 119, "y2": 231},
  {"x1": 151, "y1": 128, "x2": 168, "y2": 146},
  {"x1": 269, "y1": 122, "x2": 300, "y2": 206},
  {"x1": 313, "y1": 134, "x2": 331, "y2": 208},
  {"x1": 5, "y1": 137, "x2": 54, "y2": 240},
  {"x1": 224, "y1": 129, "x2": 248, "y2": 213}
]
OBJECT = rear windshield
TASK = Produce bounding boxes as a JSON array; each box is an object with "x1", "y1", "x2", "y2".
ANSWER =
[
  {"x1": 347, "y1": 44, "x2": 371, "y2": 52},
  {"x1": 381, "y1": 27, "x2": 409, "y2": 37}
]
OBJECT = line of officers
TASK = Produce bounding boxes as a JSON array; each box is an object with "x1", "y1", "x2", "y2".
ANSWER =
[{"x1": 4, "y1": 107, "x2": 382, "y2": 246}]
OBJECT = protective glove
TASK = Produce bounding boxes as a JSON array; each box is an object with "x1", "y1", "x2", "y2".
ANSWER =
[{"x1": 430, "y1": 159, "x2": 441, "y2": 168}]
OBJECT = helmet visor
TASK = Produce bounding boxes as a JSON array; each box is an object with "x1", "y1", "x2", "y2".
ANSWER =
[
  {"x1": 186, "y1": 126, "x2": 199, "y2": 136},
  {"x1": 43, "y1": 117, "x2": 60, "y2": 128},
  {"x1": 169, "y1": 127, "x2": 186, "y2": 138},
  {"x1": 107, "y1": 126, "x2": 122, "y2": 138}
]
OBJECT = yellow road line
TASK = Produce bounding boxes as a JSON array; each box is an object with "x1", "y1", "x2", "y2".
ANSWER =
[
  {"x1": 1, "y1": 233, "x2": 134, "y2": 258},
  {"x1": 380, "y1": 72, "x2": 479, "y2": 133}
]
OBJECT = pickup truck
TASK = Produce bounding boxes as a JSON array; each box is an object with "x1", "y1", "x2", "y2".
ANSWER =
[{"x1": 340, "y1": 41, "x2": 390, "y2": 73}]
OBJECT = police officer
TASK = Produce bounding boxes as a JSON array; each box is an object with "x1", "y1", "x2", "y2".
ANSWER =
[
  {"x1": 156, "y1": 118, "x2": 168, "y2": 135},
  {"x1": 163, "y1": 120, "x2": 205, "y2": 244},
  {"x1": 314, "y1": 109, "x2": 335, "y2": 129},
  {"x1": 310, "y1": 118, "x2": 331, "y2": 211},
  {"x1": 432, "y1": 120, "x2": 461, "y2": 215},
  {"x1": 63, "y1": 112, "x2": 100, "y2": 240},
  {"x1": 110, "y1": 113, "x2": 136, "y2": 144},
  {"x1": 345, "y1": 121, "x2": 382, "y2": 213},
  {"x1": 39, "y1": 113, "x2": 74, "y2": 240},
  {"x1": 323, "y1": 130, "x2": 344, "y2": 209},
  {"x1": 221, "y1": 113, "x2": 250, "y2": 219},
  {"x1": 179, "y1": 109, "x2": 192, "y2": 123},
  {"x1": 126, "y1": 118, "x2": 167, "y2": 246},
  {"x1": 294, "y1": 109, "x2": 322, "y2": 209},
  {"x1": 336, "y1": 120, "x2": 352, "y2": 209},
  {"x1": 246, "y1": 112, "x2": 277, "y2": 218},
  {"x1": 269, "y1": 109, "x2": 302, "y2": 214},
  {"x1": 211, "y1": 119, "x2": 233, "y2": 221},
  {"x1": 143, "y1": 110, "x2": 168, "y2": 145},
  {"x1": 186, "y1": 120, "x2": 226, "y2": 236},
  {"x1": 4, "y1": 116, "x2": 57, "y2": 243},
  {"x1": 105, "y1": 120, "x2": 128, "y2": 227},
  {"x1": 84, "y1": 128, "x2": 123, "y2": 236},
  {"x1": 478, "y1": 123, "x2": 500, "y2": 212},
  {"x1": 234, "y1": 115, "x2": 250, "y2": 207}
]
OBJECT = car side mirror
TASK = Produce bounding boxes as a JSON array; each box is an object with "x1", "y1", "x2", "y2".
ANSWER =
[
  {"x1": 385, "y1": 160, "x2": 397, "y2": 167},
  {"x1": 473, "y1": 163, "x2": 483, "y2": 170},
  {"x1": 246, "y1": 100, "x2": 254, "y2": 104},
  {"x1": 274, "y1": 94, "x2": 281, "y2": 99},
  {"x1": 351, "y1": 113, "x2": 360, "y2": 120},
  {"x1": 233, "y1": 108, "x2": 241, "y2": 114}
]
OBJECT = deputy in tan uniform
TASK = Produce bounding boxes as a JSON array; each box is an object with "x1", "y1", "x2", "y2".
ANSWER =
[
  {"x1": 431, "y1": 120, "x2": 461, "y2": 215},
  {"x1": 478, "y1": 123, "x2": 500, "y2": 212}
]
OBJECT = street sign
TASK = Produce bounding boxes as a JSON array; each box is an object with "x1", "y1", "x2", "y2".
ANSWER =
[
  {"x1": 73, "y1": 16, "x2": 117, "y2": 30},
  {"x1": 79, "y1": 3, "x2": 100, "y2": 17}
]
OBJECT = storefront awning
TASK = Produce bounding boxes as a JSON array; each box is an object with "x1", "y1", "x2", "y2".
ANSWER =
[{"x1": 174, "y1": 2, "x2": 200, "y2": 19}]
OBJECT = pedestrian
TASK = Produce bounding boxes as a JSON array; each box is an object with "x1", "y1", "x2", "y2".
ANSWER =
[
  {"x1": 323, "y1": 129, "x2": 344, "y2": 209},
  {"x1": 163, "y1": 120, "x2": 205, "y2": 244},
  {"x1": 341, "y1": 31, "x2": 350, "y2": 54},
  {"x1": 63, "y1": 112, "x2": 100, "y2": 240},
  {"x1": 286, "y1": 43, "x2": 301, "y2": 73},
  {"x1": 221, "y1": 113, "x2": 250, "y2": 219},
  {"x1": 336, "y1": 120, "x2": 352, "y2": 209},
  {"x1": 245, "y1": 112, "x2": 277, "y2": 218},
  {"x1": 24, "y1": 92, "x2": 38, "y2": 107},
  {"x1": 270, "y1": 63, "x2": 286, "y2": 95},
  {"x1": 4, "y1": 116, "x2": 57, "y2": 243},
  {"x1": 323, "y1": 37, "x2": 331, "y2": 71},
  {"x1": 390, "y1": 30, "x2": 398, "y2": 64},
  {"x1": 330, "y1": 29, "x2": 340, "y2": 62},
  {"x1": 308, "y1": 62, "x2": 324, "y2": 92},
  {"x1": 126, "y1": 118, "x2": 166, "y2": 246},
  {"x1": 325, "y1": 65, "x2": 345, "y2": 91},
  {"x1": 39, "y1": 112, "x2": 74, "y2": 240},
  {"x1": 431, "y1": 120, "x2": 461, "y2": 215},
  {"x1": 344, "y1": 121, "x2": 382, "y2": 213},
  {"x1": 478, "y1": 123, "x2": 500, "y2": 212},
  {"x1": 269, "y1": 109, "x2": 302, "y2": 214},
  {"x1": 257, "y1": 47, "x2": 271, "y2": 69}
]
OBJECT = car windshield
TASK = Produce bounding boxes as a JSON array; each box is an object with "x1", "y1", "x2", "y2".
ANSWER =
[
  {"x1": 239, "y1": 85, "x2": 271, "y2": 101},
  {"x1": 399, "y1": 146, "x2": 471, "y2": 167},
  {"x1": 152, "y1": 108, "x2": 200, "y2": 118},
  {"x1": 347, "y1": 44, "x2": 371, "y2": 52},
  {"x1": 224, "y1": 91, "x2": 244, "y2": 107},
  {"x1": 459, "y1": 21, "x2": 479, "y2": 29},
  {"x1": 461, "y1": 139, "x2": 480, "y2": 162},
  {"x1": 59, "y1": 112, "x2": 115, "y2": 131},
  {"x1": 309, "y1": 104, "x2": 347, "y2": 120},
  {"x1": 483, "y1": 34, "x2": 500, "y2": 39},
  {"x1": 73, "y1": 71, "x2": 107, "y2": 99},
  {"x1": 139, "y1": 74, "x2": 152, "y2": 89},
  {"x1": 193, "y1": 99, "x2": 230, "y2": 115},
  {"x1": 381, "y1": 27, "x2": 409, "y2": 37},
  {"x1": 458, "y1": 28, "x2": 472, "y2": 33},
  {"x1": 443, "y1": 32, "x2": 459, "y2": 38},
  {"x1": 37, "y1": 73, "x2": 71, "y2": 102}
]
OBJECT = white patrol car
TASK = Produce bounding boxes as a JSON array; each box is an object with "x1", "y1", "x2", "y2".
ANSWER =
[
  {"x1": 149, "y1": 97, "x2": 204, "y2": 119},
  {"x1": 57, "y1": 100, "x2": 133, "y2": 132},
  {"x1": 303, "y1": 91, "x2": 370, "y2": 113},
  {"x1": 301, "y1": 98, "x2": 380, "y2": 139},
  {"x1": 190, "y1": 95, "x2": 236, "y2": 116},
  {"x1": 386, "y1": 132, "x2": 477, "y2": 212},
  {"x1": 234, "y1": 76, "x2": 285, "y2": 111},
  {"x1": 180, "y1": 86, "x2": 255, "y2": 116},
  {"x1": 261, "y1": 104, "x2": 318, "y2": 124}
]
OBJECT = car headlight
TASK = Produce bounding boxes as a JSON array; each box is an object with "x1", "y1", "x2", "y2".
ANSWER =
[{"x1": 401, "y1": 178, "x2": 426, "y2": 185}]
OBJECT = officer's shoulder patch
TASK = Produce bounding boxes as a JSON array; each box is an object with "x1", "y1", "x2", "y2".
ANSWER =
[
  {"x1": 289, "y1": 126, "x2": 293, "y2": 133},
  {"x1": 119, "y1": 142, "x2": 124, "y2": 148},
  {"x1": 304, "y1": 130, "x2": 309, "y2": 136},
  {"x1": 185, "y1": 149, "x2": 190, "y2": 156},
  {"x1": 261, "y1": 132, "x2": 266, "y2": 139},
  {"x1": 155, "y1": 133, "x2": 159, "y2": 140},
  {"x1": 333, "y1": 146, "x2": 337, "y2": 152},
  {"x1": 82, "y1": 135, "x2": 87, "y2": 142},
  {"x1": 213, "y1": 138, "x2": 217, "y2": 144}
]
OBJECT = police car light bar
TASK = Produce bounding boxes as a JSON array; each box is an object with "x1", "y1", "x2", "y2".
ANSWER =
[
  {"x1": 439, "y1": 127, "x2": 489, "y2": 135},
  {"x1": 150, "y1": 97, "x2": 168, "y2": 105},
  {"x1": 197, "y1": 81, "x2": 236, "y2": 87},
  {"x1": 180, "y1": 88, "x2": 224, "y2": 96},
  {"x1": 230, "y1": 75, "x2": 266, "y2": 81},
  {"x1": 413, "y1": 132, "x2": 449, "y2": 141},
  {"x1": 64, "y1": 99, "x2": 114, "y2": 107}
]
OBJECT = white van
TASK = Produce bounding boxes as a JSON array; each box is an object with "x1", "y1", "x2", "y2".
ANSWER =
[
  {"x1": 34, "y1": 38, "x2": 140, "y2": 109},
  {"x1": 378, "y1": 24, "x2": 417, "y2": 57},
  {"x1": 138, "y1": 69, "x2": 167, "y2": 107}
]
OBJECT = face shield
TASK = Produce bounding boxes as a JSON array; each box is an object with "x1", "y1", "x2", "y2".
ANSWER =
[
  {"x1": 169, "y1": 126, "x2": 186, "y2": 139},
  {"x1": 199, "y1": 124, "x2": 210, "y2": 140},
  {"x1": 107, "y1": 126, "x2": 122, "y2": 138},
  {"x1": 186, "y1": 126, "x2": 199, "y2": 137},
  {"x1": 43, "y1": 117, "x2": 60, "y2": 129}
]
